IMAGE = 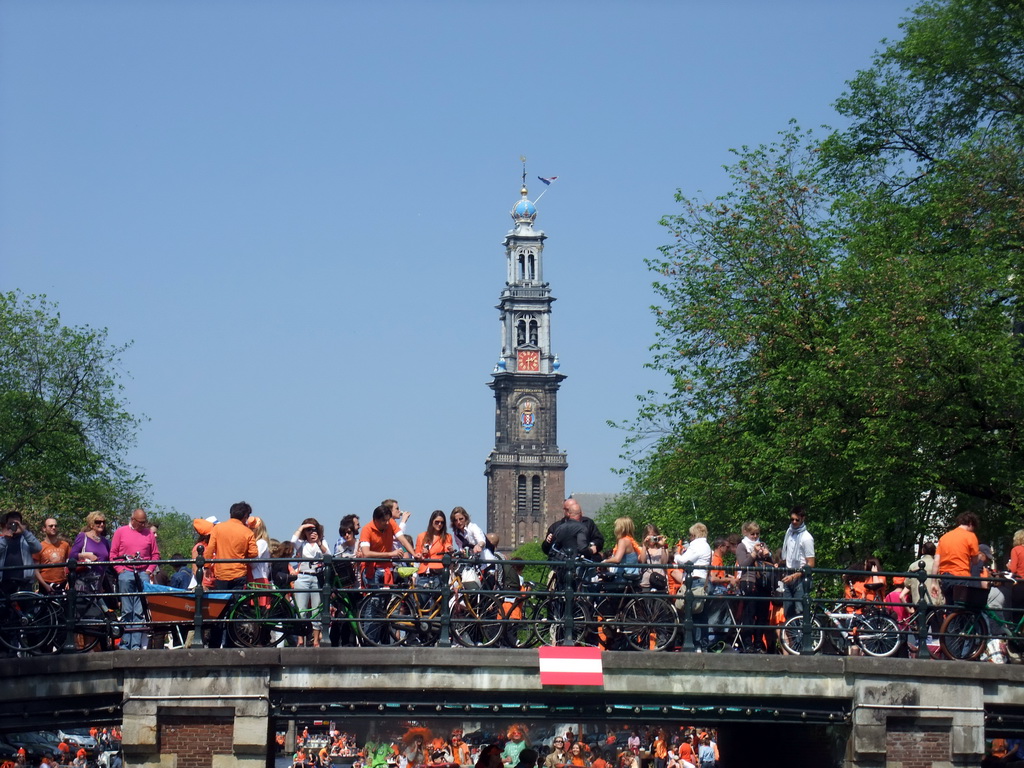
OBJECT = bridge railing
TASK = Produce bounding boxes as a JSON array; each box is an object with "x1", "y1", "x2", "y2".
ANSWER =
[{"x1": 0, "y1": 553, "x2": 1004, "y2": 657}]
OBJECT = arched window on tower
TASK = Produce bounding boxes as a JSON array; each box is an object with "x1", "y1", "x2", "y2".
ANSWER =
[
  {"x1": 532, "y1": 475, "x2": 541, "y2": 516},
  {"x1": 516, "y1": 320, "x2": 526, "y2": 346},
  {"x1": 529, "y1": 320, "x2": 539, "y2": 346},
  {"x1": 527, "y1": 253, "x2": 536, "y2": 280},
  {"x1": 517, "y1": 475, "x2": 527, "y2": 515},
  {"x1": 517, "y1": 253, "x2": 527, "y2": 281}
]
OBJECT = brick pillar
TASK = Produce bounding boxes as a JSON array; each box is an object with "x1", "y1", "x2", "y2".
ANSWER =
[
  {"x1": 885, "y1": 721, "x2": 952, "y2": 767},
  {"x1": 122, "y1": 664, "x2": 271, "y2": 767},
  {"x1": 159, "y1": 713, "x2": 234, "y2": 768},
  {"x1": 850, "y1": 680, "x2": 984, "y2": 767}
]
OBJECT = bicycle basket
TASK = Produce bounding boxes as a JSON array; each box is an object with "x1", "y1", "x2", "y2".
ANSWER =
[
  {"x1": 952, "y1": 585, "x2": 988, "y2": 610},
  {"x1": 331, "y1": 559, "x2": 358, "y2": 588}
]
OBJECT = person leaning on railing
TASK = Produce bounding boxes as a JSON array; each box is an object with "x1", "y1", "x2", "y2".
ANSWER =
[
  {"x1": 68, "y1": 511, "x2": 111, "y2": 595},
  {"x1": 932, "y1": 511, "x2": 981, "y2": 605}
]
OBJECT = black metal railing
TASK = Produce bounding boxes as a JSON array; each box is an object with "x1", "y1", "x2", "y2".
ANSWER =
[{"x1": 0, "y1": 553, "x2": 1007, "y2": 659}]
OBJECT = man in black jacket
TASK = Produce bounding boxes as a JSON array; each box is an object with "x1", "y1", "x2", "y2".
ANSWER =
[{"x1": 541, "y1": 498, "x2": 604, "y2": 560}]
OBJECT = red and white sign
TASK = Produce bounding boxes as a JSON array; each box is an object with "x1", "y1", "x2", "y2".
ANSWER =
[{"x1": 538, "y1": 646, "x2": 604, "y2": 686}]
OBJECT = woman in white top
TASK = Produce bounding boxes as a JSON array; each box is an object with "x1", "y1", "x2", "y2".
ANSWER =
[
  {"x1": 673, "y1": 522, "x2": 712, "y2": 650},
  {"x1": 291, "y1": 517, "x2": 328, "y2": 647},
  {"x1": 450, "y1": 506, "x2": 485, "y2": 554},
  {"x1": 249, "y1": 516, "x2": 272, "y2": 584}
]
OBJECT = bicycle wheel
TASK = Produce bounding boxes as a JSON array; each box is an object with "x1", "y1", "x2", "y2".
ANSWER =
[
  {"x1": 357, "y1": 593, "x2": 415, "y2": 647},
  {"x1": 0, "y1": 592, "x2": 60, "y2": 654},
  {"x1": 904, "y1": 608, "x2": 944, "y2": 659},
  {"x1": 452, "y1": 593, "x2": 504, "y2": 648},
  {"x1": 227, "y1": 594, "x2": 288, "y2": 648},
  {"x1": 62, "y1": 594, "x2": 112, "y2": 653},
  {"x1": 531, "y1": 596, "x2": 590, "y2": 646},
  {"x1": 856, "y1": 612, "x2": 902, "y2": 657},
  {"x1": 940, "y1": 609, "x2": 987, "y2": 661},
  {"x1": 501, "y1": 592, "x2": 541, "y2": 649},
  {"x1": 624, "y1": 596, "x2": 679, "y2": 652},
  {"x1": 780, "y1": 614, "x2": 824, "y2": 655}
]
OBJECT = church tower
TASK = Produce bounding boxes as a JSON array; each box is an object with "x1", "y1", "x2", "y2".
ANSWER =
[{"x1": 485, "y1": 173, "x2": 568, "y2": 550}]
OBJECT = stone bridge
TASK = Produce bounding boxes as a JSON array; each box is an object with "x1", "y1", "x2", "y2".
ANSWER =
[{"x1": 3, "y1": 649, "x2": 1023, "y2": 768}]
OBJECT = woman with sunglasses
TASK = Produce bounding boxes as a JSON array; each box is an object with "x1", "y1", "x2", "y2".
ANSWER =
[
  {"x1": 450, "y1": 507, "x2": 485, "y2": 554},
  {"x1": 416, "y1": 510, "x2": 453, "y2": 590},
  {"x1": 69, "y1": 511, "x2": 111, "y2": 594},
  {"x1": 291, "y1": 517, "x2": 329, "y2": 646}
]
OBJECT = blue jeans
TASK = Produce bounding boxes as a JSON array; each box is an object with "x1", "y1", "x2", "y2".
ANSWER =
[
  {"x1": 118, "y1": 570, "x2": 150, "y2": 649},
  {"x1": 783, "y1": 577, "x2": 806, "y2": 621}
]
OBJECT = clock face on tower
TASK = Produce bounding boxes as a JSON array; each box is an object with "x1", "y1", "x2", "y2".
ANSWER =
[{"x1": 517, "y1": 349, "x2": 540, "y2": 372}]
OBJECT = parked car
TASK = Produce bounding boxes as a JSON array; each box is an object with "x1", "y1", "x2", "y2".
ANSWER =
[
  {"x1": 58, "y1": 729, "x2": 99, "y2": 753},
  {"x1": 6, "y1": 732, "x2": 60, "y2": 761}
]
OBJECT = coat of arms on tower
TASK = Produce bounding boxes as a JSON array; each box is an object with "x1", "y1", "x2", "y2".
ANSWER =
[{"x1": 520, "y1": 400, "x2": 535, "y2": 433}]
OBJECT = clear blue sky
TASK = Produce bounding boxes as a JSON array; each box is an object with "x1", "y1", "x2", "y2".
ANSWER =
[{"x1": 0, "y1": 1, "x2": 911, "y2": 540}]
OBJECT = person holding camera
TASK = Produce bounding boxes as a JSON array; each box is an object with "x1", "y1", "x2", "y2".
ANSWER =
[
  {"x1": 640, "y1": 524, "x2": 671, "y2": 591},
  {"x1": 0, "y1": 511, "x2": 42, "y2": 596},
  {"x1": 735, "y1": 521, "x2": 774, "y2": 653}
]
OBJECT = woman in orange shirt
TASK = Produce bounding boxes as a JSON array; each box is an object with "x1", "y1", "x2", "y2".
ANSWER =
[
  {"x1": 569, "y1": 744, "x2": 589, "y2": 768},
  {"x1": 415, "y1": 510, "x2": 453, "y2": 590},
  {"x1": 1007, "y1": 530, "x2": 1024, "y2": 610}
]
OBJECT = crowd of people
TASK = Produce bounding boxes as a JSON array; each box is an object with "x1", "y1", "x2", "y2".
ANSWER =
[
  {"x1": 1, "y1": 499, "x2": 1019, "y2": 656},
  {"x1": 283, "y1": 724, "x2": 722, "y2": 768}
]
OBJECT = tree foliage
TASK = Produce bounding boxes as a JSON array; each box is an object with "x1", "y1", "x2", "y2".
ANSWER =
[
  {"x1": 0, "y1": 291, "x2": 148, "y2": 531},
  {"x1": 617, "y1": 0, "x2": 1024, "y2": 567}
]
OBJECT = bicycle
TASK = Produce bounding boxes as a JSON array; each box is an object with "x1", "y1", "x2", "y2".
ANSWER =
[
  {"x1": 938, "y1": 583, "x2": 1023, "y2": 661},
  {"x1": 780, "y1": 601, "x2": 901, "y2": 657},
  {"x1": 498, "y1": 580, "x2": 542, "y2": 649},
  {"x1": 704, "y1": 595, "x2": 762, "y2": 654},
  {"x1": 583, "y1": 573, "x2": 679, "y2": 651},
  {"x1": 0, "y1": 590, "x2": 60, "y2": 654},
  {"x1": 50, "y1": 584, "x2": 124, "y2": 653},
  {"x1": 530, "y1": 551, "x2": 594, "y2": 646},
  {"x1": 356, "y1": 557, "x2": 505, "y2": 648},
  {"x1": 225, "y1": 583, "x2": 303, "y2": 648}
]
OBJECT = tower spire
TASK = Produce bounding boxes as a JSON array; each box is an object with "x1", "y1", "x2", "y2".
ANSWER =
[{"x1": 484, "y1": 165, "x2": 568, "y2": 551}]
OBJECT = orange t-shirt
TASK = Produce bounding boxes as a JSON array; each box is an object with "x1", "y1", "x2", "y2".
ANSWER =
[
  {"x1": 937, "y1": 527, "x2": 979, "y2": 577},
  {"x1": 1009, "y1": 546, "x2": 1024, "y2": 579},
  {"x1": 206, "y1": 518, "x2": 258, "y2": 581},
  {"x1": 359, "y1": 521, "x2": 396, "y2": 580},
  {"x1": 710, "y1": 552, "x2": 727, "y2": 583},
  {"x1": 35, "y1": 539, "x2": 70, "y2": 584},
  {"x1": 415, "y1": 532, "x2": 452, "y2": 574}
]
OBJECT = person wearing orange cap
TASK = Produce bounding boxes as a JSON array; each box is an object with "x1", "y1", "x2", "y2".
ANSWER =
[{"x1": 191, "y1": 518, "x2": 216, "y2": 590}]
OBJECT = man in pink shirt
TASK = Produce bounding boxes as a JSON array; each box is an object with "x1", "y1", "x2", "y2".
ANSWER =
[{"x1": 110, "y1": 508, "x2": 160, "y2": 650}]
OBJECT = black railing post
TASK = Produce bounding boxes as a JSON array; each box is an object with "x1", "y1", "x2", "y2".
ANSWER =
[
  {"x1": 914, "y1": 560, "x2": 931, "y2": 659},
  {"x1": 439, "y1": 552, "x2": 452, "y2": 647},
  {"x1": 800, "y1": 565, "x2": 814, "y2": 655},
  {"x1": 191, "y1": 544, "x2": 206, "y2": 649},
  {"x1": 61, "y1": 558, "x2": 79, "y2": 652},
  {"x1": 320, "y1": 552, "x2": 334, "y2": 644},
  {"x1": 563, "y1": 559, "x2": 575, "y2": 646},
  {"x1": 681, "y1": 563, "x2": 695, "y2": 652}
]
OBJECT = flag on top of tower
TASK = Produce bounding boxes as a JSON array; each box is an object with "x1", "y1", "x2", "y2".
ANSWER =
[{"x1": 537, "y1": 176, "x2": 558, "y2": 185}]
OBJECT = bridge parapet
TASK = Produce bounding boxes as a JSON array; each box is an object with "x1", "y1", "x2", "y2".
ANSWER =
[{"x1": 3, "y1": 650, "x2": 1020, "y2": 767}]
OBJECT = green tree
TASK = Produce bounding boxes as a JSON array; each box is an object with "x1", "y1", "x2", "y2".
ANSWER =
[
  {"x1": 619, "y1": 0, "x2": 1024, "y2": 566},
  {"x1": 0, "y1": 291, "x2": 147, "y2": 532}
]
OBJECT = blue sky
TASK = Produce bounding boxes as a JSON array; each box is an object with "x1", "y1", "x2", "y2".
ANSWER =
[{"x1": 0, "y1": 1, "x2": 911, "y2": 540}]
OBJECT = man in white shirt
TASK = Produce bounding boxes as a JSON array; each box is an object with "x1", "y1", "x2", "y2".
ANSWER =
[{"x1": 780, "y1": 506, "x2": 815, "y2": 619}]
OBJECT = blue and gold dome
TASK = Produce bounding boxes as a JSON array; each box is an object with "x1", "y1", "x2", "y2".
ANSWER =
[{"x1": 511, "y1": 185, "x2": 537, "y2": 224}]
